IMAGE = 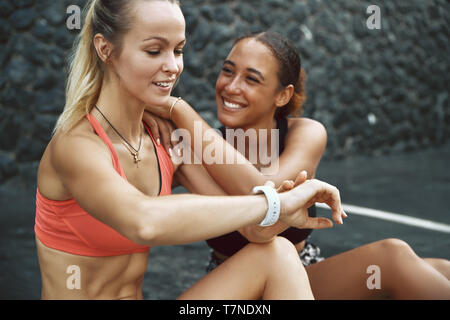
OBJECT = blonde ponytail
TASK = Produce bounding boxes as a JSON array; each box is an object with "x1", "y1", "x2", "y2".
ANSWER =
[{"x1": 53, "y1": 0, "x2": 102, "y2": 134}]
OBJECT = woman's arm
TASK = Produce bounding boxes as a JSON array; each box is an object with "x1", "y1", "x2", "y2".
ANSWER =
[
  {"x1": 146, "y1": 99, "x2": 326, "y2": 195},
  {"x1": 174, "y1": 117, "x2": 327, "y2": 193},
  {"x1": 174, "y1": 119, "x2": 328, "y2": 243},
  {"x1": 142, "y1": 111, "x2": 326, "y2": 195},
  {"x1": 275, "y1": 117, "x2": 327, "y2": 180},
  {"x1": 142, "y1": 110, "x2": 330, "y2": 243},
  {"x1": 163, "y1": 100, "x2": 270, "y2": 195},
  {"x1": 174, "y1": 162, "x2": 294, "y2": 242},
  {"x1": 51, "y1": 130, "x2": 343, "y2": 247}
]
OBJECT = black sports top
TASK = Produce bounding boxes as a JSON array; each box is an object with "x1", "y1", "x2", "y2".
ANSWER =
[{"x1": 206, "y1": 117, "x2": 316, "y2": 257}]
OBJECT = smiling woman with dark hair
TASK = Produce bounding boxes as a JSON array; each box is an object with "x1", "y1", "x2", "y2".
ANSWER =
[{"x1": 145, "y1": 30, "x2": 450, "y2": 299}]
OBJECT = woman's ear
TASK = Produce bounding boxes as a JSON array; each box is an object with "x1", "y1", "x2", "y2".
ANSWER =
[
  {"x1": 93, "y1": 33, "x2": 113, "y2": 63},
  {"x1": 275, "y1": 84, "x2": 294, "y2": 108}
]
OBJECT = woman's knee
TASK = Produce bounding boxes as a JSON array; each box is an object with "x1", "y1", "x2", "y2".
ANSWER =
[
  {"x1": 272, "y1": 236, "x2": 299, "y2": 255},
  {"x1": 253, "y1": 237, "x2": 303, "y2": 267},
  {"x1": 372, "y1": 238, "x2": 417, "y2": 263},
  {"x1": 380, "y1": 238, "x2": 415, "y2": 254},
  {"x1": 250, "y1": 236, "x2": 296, "y2": 253}
]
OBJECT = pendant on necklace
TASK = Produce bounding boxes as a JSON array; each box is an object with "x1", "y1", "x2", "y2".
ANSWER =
[{"x1": 133, "y1": 152, "x2": 141, "y2": 167}]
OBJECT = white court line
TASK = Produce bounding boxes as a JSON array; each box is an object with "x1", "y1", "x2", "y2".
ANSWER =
[{"x1": 315, "y1": 203, "x2": 450, "y2": 234}]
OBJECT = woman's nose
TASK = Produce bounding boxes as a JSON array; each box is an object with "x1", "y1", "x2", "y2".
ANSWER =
[
  {"x1": 224, "y1": 77, "x2": 242, "y2": 94},
  {"x1": 162, "y1": 53, "x2": 180, "y2": 74}
]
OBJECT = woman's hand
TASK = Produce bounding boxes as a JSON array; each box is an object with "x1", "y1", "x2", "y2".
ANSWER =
[
  {"x1": 239, "y1": 171, "x2": 341, "y2": 244},
  {"x1": 145, "y1": 96, "x2": 182, "y2": 120},
  {"x1": 143, "y1": 111, "x2": 177, "y2": 155},
  {"x1": 278, "y1": 172, "x2": 347, "y2": 230}
]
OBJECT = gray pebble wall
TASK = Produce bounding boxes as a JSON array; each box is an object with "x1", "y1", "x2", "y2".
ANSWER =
[{"x1": 0, "y1": 0, "x2": 449, "y2": 188}]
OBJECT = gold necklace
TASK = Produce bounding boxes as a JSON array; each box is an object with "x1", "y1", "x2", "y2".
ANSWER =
[{"x1": 94, "y1": 105, "x2": 143, "y2": 167}]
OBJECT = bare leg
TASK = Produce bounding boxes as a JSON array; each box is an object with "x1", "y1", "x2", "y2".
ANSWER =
[
  {"x1": 305, "y1": 238, "x2": 450, "y2": 300},
  {"x1": 424, "y1": 258, "x2": 450, "y2": 280},
  {"x1": 179, "y1": 237, "x2": 314, "y2": 300}
]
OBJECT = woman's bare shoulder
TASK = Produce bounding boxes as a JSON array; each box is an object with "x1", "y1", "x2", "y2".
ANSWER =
[
  {"x1": 287, "y1": 117, "x2": 327, "y2": 140},
  {"x1": 38, "y1": 118, "x2": 107, "y2": 199},
  {"x1": 49, "y1": 118, "x2": 111, "y2": 173}
]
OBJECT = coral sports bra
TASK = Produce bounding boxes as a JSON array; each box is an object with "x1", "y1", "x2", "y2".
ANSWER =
[{"x1": 34, "y1": 114, "x2": 173, "y2": 257}]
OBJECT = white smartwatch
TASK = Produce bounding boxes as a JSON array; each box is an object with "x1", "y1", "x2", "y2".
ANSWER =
[{"x1": 252, "y1": 185, "x2": 281, "y2": 227}]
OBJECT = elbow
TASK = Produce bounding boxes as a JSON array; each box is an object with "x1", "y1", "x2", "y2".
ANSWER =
[
  {"x1": 247, "y1": 236, "x2": 276, "y2": 244},
  {"x1": 135, "y1": 213, "x2": 168, "y2": 246},
  {"x1": 133, "y1": 203, "x2": 164, "y2": 246},
  {"x1": 135, "y1": 223, "x2": 158, "y2": 245},
  {"x1": 240, "y1": 227, "x2": 276, "y2": 244}
]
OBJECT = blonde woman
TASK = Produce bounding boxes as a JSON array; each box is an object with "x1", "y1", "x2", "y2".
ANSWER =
[{"x1": 34, "y1": 0, "x2": 346, "y2": 300}]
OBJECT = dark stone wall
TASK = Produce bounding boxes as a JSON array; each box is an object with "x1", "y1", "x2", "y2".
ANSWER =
[{"x1": 0, "y1": 0, "x2": 449, "y2": 189}]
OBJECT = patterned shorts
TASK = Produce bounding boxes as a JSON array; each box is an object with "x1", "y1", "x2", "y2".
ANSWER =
[{"x1": 206, "y1": 240, "x2": 324, "y2": 273}]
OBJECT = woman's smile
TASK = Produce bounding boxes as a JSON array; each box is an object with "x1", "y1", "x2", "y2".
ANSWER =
[
  {"x1": 221, "y1": 96, "x2": 248, "y2": 112},
  {"x1": 153, "y1": 79, "x2": 176, "y2": 92}
]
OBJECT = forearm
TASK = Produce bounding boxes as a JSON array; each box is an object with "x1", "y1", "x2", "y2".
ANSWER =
[
  {"x1": 174, "y1": 166, "x2": 282, "y2": 243},
  {"x1": 239, "y1": 221, "x2": 291, "y2": 243},
  {"x1": 138, "y1": 193, "x2": 268, "y2": 246},
  {"x1": 171, "y1": 101, "x2": 266, "y2": 195},
  {"x1": 136, "y1": 173, "x2": 343, "y2": 246},
  {"x1": 175, "y1": 161, "x2": 297, "y2": 243}
]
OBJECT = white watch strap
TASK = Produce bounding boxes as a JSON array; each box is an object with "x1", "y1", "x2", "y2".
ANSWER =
[{"x1": 252, "y1": 185, "x2": 281, "y2": 227}]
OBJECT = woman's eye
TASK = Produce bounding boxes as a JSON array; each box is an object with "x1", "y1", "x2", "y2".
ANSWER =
[
  {"x1": 222, "y1": 67, "x2": 232, "y2": 74},
  {"x1": 175, "y1": 49, "x2": 184, "y2": 55},
  {"x1": 146, "y1": 51, "x2": 160, "y2": 56},
  {"x1": 247, "y1": 76, "x2": 259, "y2": 83}
]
